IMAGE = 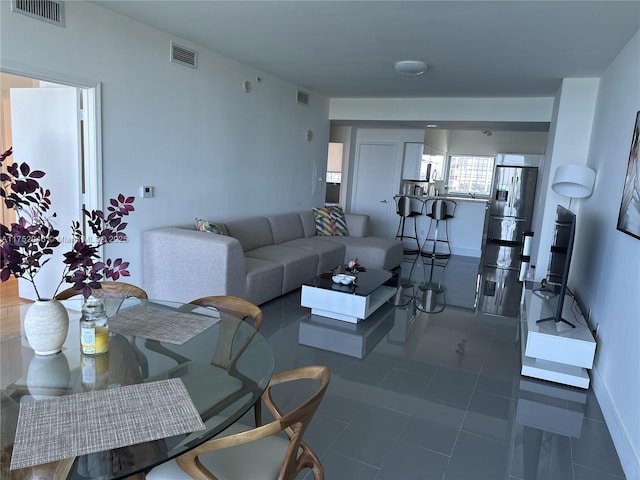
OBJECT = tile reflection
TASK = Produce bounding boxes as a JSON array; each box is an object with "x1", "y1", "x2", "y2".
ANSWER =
[
  {"x1": 255, "y1": 255, "x2": 626, "y2": 479},
  {"x1": 399, "y1": 255, "x2": 481, "y2": 313}
]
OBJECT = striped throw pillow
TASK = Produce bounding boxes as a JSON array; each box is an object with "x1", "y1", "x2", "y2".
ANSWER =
[
  {"x1": 195, "y1": 218, "x2": 225, "y2": 235},
  {"x1": 313, "y1": 207, "x2": 349, "y2": 236}
]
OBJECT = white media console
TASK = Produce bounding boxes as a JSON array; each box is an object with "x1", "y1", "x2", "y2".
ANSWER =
[{"x1": 520, "y1": 288, "x2": 596, "y2": 389}]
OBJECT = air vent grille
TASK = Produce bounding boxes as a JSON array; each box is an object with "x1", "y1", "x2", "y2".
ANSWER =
[
  {"x1": 170, "y1": 42, "x2": 198, "y2": 69},
  {"x1": 297, "y1": 90, "x2": 310, "y2": 106},
  {"x1": 12, "y1": 0, "x2": 64, "y2": 27}
]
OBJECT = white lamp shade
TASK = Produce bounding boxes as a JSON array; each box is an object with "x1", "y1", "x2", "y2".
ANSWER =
[{"x1": 551, "y1": 164, "x2": 596, "y2": 198}]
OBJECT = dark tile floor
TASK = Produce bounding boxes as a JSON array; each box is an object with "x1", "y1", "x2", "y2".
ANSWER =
[{"x1": 252, "y1": 255, "x2": 625, "y2": 480}]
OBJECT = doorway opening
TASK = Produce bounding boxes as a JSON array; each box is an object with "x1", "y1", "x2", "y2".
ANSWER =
[
  {"x1": 0, "y1": 71, "x2": 101, "y2": 301},
  {"x1": 325, "y1": 142, "x2": 343, "y2": 205}
]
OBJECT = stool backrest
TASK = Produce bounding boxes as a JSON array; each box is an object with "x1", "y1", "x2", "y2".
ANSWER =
[
  {"x1": 430, "y1": 199, "x2": 456, "y2": 220},
  {"x1": 396, "y1": 195, "x2": 412, "y2": 216}
]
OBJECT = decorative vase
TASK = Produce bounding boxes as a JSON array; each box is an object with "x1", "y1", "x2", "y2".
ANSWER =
[{"x1": 24, "y1": 299, "x2": 69, "y2": 355}]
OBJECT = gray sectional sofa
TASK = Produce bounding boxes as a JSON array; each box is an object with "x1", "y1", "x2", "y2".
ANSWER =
[{"x1": 143, "y1": 210, "x2": 403, "y2": 305}]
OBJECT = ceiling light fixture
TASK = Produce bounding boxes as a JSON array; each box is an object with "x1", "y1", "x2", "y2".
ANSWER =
[{"x1": 394, "y1": 60, "x2": 428, "y2": 76}]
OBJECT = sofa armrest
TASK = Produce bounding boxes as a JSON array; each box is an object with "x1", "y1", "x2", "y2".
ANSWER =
[
  {"x1": 143, "y1": 227, "x2": 247, "y2": 303},
  {"x1": 345, "y1": 214, "x2": 369, "y2": 237}
]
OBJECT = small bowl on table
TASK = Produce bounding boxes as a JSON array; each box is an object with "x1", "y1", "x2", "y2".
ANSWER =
[{"x1": 331, "y1": 273, "x2": 357, "y2": 285}]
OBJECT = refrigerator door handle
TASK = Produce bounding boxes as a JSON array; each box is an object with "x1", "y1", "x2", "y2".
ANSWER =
[
  {"x1": 489, "y1": 215, "x2": 528, "y2": 222},
  {"x1": 487, "y1": 239, "x2": 521, "y2": 246},
  {"x1": 508, "y1": 176, "x2": 517, "y2": 209}
]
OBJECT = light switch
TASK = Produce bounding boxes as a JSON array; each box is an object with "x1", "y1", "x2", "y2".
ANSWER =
[{"x1": 141, "y1": 186, "x2": 153, "y2": 198}]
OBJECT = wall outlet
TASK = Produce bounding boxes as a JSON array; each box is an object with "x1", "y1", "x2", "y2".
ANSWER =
[{"x1": 141, "y1": 186, "x2": 153, "y2": 198}]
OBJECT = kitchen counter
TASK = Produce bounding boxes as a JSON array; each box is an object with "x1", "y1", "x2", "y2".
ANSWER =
[
  {"x1": 442, "y1": 195, "x2": 491, "y2": 203},
  {"x1": 394, "y1": 195, "x2": 488, "y2": 257},
  {"x1": 397, "y1": 194, "x2": 490, "y2": 204}
]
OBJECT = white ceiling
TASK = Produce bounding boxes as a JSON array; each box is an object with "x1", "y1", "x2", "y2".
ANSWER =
[{"x1": 92, "y1": 1, "x2": 640, "y2": 131}]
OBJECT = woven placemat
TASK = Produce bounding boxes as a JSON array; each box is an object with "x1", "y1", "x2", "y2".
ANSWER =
[
  {"x1": 108, "y1": 306, "x2": 218, "y2": 344},
  {"x1": 10, "y1": 378, "x2": 205, "y2": 470}
]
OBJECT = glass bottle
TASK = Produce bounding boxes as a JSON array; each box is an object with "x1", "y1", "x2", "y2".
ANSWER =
[{"x1": 80, "y1": 296, "x2": 109, "y2": 355}]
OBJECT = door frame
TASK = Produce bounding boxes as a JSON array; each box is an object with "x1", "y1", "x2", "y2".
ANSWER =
[{"x1": 1, "y1": 60, "x2": 103, "y2": 217}]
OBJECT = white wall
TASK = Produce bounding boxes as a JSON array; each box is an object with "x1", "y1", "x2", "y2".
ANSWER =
[
  {"x1": 329, "y1": 125, "x2": 353, "y2": 207},
  {"x1": 447, "y1": 130, "x2": 548, "y2": 155},
  {"x1": 0, "y1": 1, "x2": 330, "y2": 289},
  {"x1": 572, "y1": 31, "x2": 640, "y2": 479},
  {"x1": 330, "y1": 97, "x2": 554, "y2": 123},
  {"x1": 534, "y1": 78, "x2": 599, "y2": 282},
  {"x1": 423, "y1": 128, "x2": 449, "y2": 153}
]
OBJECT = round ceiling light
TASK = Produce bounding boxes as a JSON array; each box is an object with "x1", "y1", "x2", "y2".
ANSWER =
[{"x1": 394, "y1": 60, "x2": 428, "y2": 75}]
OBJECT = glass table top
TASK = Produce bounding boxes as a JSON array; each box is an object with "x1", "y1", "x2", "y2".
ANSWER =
[
  {"x1": 0, "y1": 298, "x2": 274, "y2": 479},
  {"x1": 303, "y1": 268, "x2": 393, "y2": 297}
]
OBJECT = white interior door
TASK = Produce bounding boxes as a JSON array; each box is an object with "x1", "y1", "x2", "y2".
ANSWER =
[
  {"x1": 10, "y1": 87, "x2": 81, "y2": 300},
  {"x1": 352, "y1": 143, "x2": 397, "y2": 238}
]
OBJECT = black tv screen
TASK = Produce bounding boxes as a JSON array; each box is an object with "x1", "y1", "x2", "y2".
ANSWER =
[{"x1": 538, "y1": 205, "x2": 577, "y2": 327}]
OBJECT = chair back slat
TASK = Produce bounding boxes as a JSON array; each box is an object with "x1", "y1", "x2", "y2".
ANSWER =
[{"x1": 173, "y1": 365, "x2": 330, "y2": 480}]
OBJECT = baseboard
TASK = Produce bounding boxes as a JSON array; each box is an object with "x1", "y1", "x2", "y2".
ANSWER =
[{"x1": 591, "y1": 366, "x2": 640, "y2": 479}]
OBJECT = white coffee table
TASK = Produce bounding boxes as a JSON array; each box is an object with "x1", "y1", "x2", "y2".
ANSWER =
[{"x1": 301, "y1": 268, "x2": 397, "y2": 323}]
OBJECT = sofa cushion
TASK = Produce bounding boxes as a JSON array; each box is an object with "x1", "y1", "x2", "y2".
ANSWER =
[
  {"x1": 318, "y1": 236, "x2": 403, "y2": 271},
  {"x1": 225, "y1": 217, "x2": 274, "y2": 252},
  {"x1": 343, "y1": 214, "x2": 368, "y2": 237},
  {"x1": 243, "y1": 257, "x2": 284, "y2": 306},
  {"x1": 281, "y1": 238, "x2": 345, "y2": 275},
  {"x1": 246, "y1": 245, "x2": 318, "y2": 294},
  {"x1": 313, "y1": 207, "x2": 349, "y2": 236},
  {"x1": 266, "y1": 213, "x2": 305, "y2": 244},
  {"x1": 298, "y1": 211, "x2": 317, "y2": 238}
]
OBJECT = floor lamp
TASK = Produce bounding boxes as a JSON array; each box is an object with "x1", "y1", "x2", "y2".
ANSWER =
[{"x1": 551, "y1": 164, "x2": 596, "y2": 209}]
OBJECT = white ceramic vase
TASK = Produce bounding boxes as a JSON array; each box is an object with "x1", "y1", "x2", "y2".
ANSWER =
[{"x1": 24, "y1": 299, "x2": 69, "y2": 355}]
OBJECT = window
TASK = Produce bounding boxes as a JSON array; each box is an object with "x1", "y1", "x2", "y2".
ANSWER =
[
  {"x1": 326, "y1": 171, "x2": 342, "y2": 183},
  {"x1": 422, "y1": 153, "x2": 445, "y2": 181},
  {"x1": 447, "y1": 155, "x2": 495, "y2": 196}
]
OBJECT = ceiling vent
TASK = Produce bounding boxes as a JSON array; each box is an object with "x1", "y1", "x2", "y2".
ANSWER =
[
  {"x1": 296, "y1": 90, "x2": 310, "y2": 106},
  {"x1": 170, "y1": 42, "x2": 198, "y2": 69},
  {"x1": 11, "y1": 0, "x2": 65, "y2": 27}
]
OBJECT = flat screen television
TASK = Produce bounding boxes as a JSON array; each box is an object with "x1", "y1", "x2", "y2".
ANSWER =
[{"x1": 537, "y1": 205, "x2": 577, "y2": 328}]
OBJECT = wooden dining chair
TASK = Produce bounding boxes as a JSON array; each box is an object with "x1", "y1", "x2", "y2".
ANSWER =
[
  {"x1": 188, "y1": 295, "x2": 262, "y2": 331},
  {"x1": 188, "y1": 295, "x2": 264, "y2": 426},
  {"x1": 56, "y1": 281, "x2": 150, "y2": 378},
  {"x1": 55, "y1": 281, "x2": 148, "y2": 301},
  {"x1": 55, "y1": 281, "x2": 149, "y2": 321},
  {"x1": 146, "y1": 365, "x2": 330, "y2": 480}
]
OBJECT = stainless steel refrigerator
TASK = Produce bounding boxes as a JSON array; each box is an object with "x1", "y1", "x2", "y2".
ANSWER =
[
  {"x1": 483, "y1": 165, "x2": 538, "y2": 270},
  {"x1": 479, "y1": 163, "x2": 538, "y2": 317}
]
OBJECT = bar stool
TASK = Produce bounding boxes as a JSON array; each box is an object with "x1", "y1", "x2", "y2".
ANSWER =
[
  {"x1": 421, "y1": 199, "x2": 456, "y2": 259},
  {"x1": 394, "y1": 195, "x2": 422, "y2": 254}
]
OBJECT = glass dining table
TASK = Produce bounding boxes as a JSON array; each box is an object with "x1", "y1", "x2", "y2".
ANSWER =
[{"x1": 0, "y1": 298, "x2": 274, "y2": 479}]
